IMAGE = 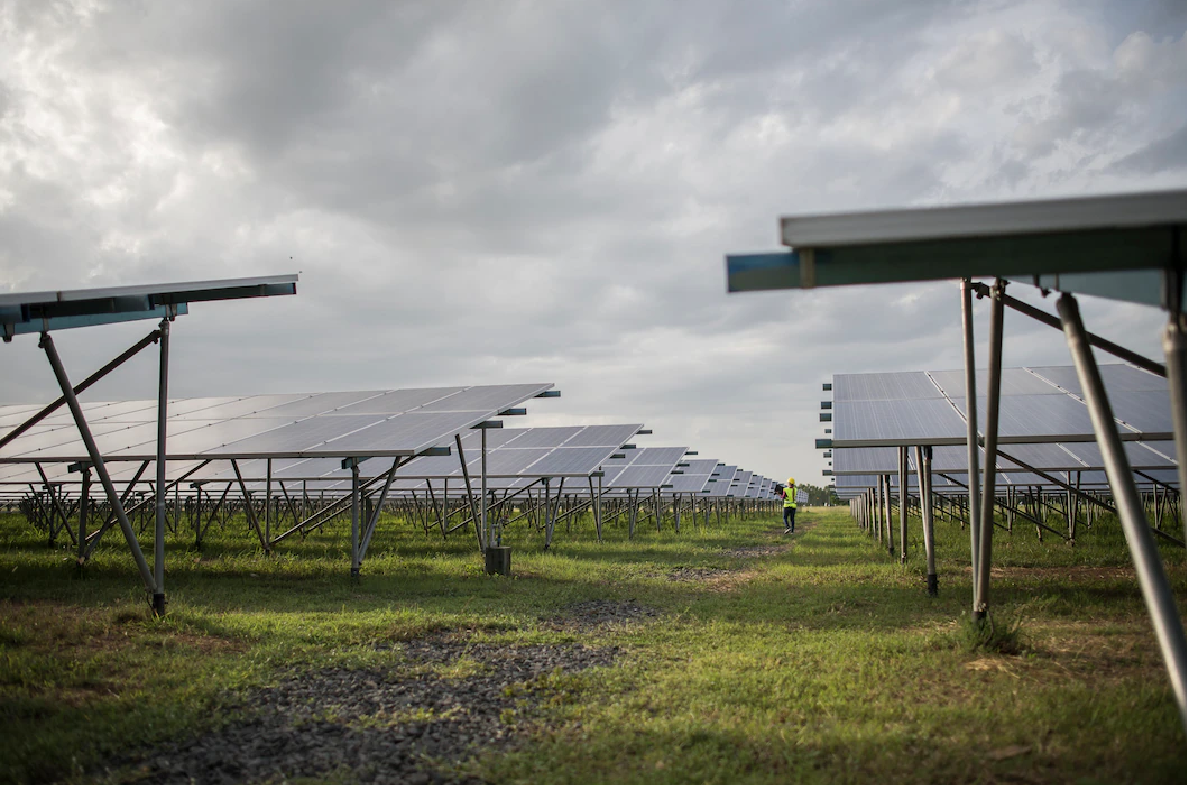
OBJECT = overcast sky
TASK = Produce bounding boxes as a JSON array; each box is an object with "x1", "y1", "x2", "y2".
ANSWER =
[{"x1": 2, "y1": 0, "x2": 1186, "y2": 487}]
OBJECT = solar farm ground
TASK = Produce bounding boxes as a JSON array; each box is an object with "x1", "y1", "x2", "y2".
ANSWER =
[{"x1": 1, "y1": 505, "x2": 1184, "y2": 784}]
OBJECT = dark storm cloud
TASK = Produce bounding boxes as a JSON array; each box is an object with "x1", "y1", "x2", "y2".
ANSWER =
[{"x1": 1, "y1": 0, "x2": 1185, "y2": 484}]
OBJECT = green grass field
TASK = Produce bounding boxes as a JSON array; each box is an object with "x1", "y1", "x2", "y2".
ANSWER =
[{"x1": 1, "y1": 503, "x2": 1184, "y2": 784}]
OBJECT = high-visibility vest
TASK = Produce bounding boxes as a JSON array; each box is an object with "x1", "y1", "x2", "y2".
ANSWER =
[{"x1": 784, "y1": 486, "x2": 796, "y2": 507}]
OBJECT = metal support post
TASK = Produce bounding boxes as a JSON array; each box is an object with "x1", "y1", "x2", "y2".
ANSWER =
[
  {"x1": 1060, "y1": 291, "x2": 1187, "y2": 732},
  {"x1": 77, "y1": 466, "x2": 91, "y2": 567},
  {"x1": 898, "y1": 447, "x2": 907, "y2": 563},
  {"x1": 193, "y1": 483, "x2": 203, "y2": 548},
  {"x1": 1163, "y1": 308, "x2": 1187, "y2": 545},
  {"x1": 40, "y1": 332, "x2": 157, "y2": 596},
  {"x1": 541, "y1": 477, "x2": 553, "y2": 548},
  {"x1": 265, "y1": 458, "x2": 272, "y2": 546},
  {"x1": 874, "y1": 478, "x2": 883, "y2": 544},
  {"x1": 481, "y1": 427, "x2": 489, "y2": 546},
  {"x1": 591, "y1": 474, "x2": 603, "y2": 542},
  {"x1": 350, "y1": 461, "x2": 360, "y2": 579},
  {"x1": 916, "y1": 446, "x2": 938, "y2": 595},
  {"x1": 628, "y1": 488, "x2": 637, "y2": 539},
  {"x1": 454, "y1": 433, "x2": 484, "y2": 551},
  {"x1": 359, "y1": 457, "x2": 402, "y2": 561},
  {"x1": 961, "y1": 277, "x2": 983, "y2": 601},
  {"x1": 153, "y1": 317, "x2": 170, "y2": 616},
  {"x1": 975, "y1": 278, "x2": 1005, "y2": 620}
]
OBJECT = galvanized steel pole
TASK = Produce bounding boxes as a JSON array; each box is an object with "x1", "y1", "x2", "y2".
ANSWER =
[
  {"x1": 78, "y1": 466, "x2": 91, "y2": 566},
  {"x1": 961, "y1": 278, "x2": 983, "y2": 608},
  {"x1": 975, "y1": 279, "x2": 1005, "y2": 620},
  {"x1": 481, "y1": 426, "x2": 489, "y2": 548},
  {"x1": 898, "y1": 449, "x2": 907, "y2": 562},
  {"x1": 1163, "y1": 312, "x2": 1187, "y2": 545},
  {"x1": 595, "y1": 472, "x2": 603, "y2": 542},
  {"x1": 350, "y1": 461, "x2": 360, "y2": 579},
  {"x1": 153, "y1": 317, "x2": 170, "y2": 616},
  {"x1": 918, "y1": 446, "x2": 938, "y2": 596},
  {"x1": 265, "y1": 458, "x2": 272, "y2": 546},
  {"x1": 1060, "y1": 292, "x2": 1187, "y2": 732}
]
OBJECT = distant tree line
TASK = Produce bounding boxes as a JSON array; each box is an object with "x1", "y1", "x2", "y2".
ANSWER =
[
  {"x1": 802, "y1": 479, "x2": 840, "y2": 505},
  {"x1": 801, "y1": 483, "x2": 839, "y2": 505}
]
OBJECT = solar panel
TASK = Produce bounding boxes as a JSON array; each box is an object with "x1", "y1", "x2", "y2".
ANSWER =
[
  {"x1": 395, "y1": 424, "x2": 640, "y2": 480},
  {"x1": 502, "y1": 427, "x2": 584, "y2": 449},
  {"x1": 561, "y1": 424, "x2": 643, "y2": 448},
  {"x1": 0, "y1": 384, "x2": 554, "y2": 463},
  {"x1": 0, "y1": 274, "x2": 297, "y2": 337},
  {"x1": 727, "y1": 470, "x2": 754, "y2": 497},
  {"x1": 833, "y1": 398, "x2": 966, "y2": 445},
  {"x1": 833, "y1": 372, "x2": 943, "y2": 401},
  {"x1": 334, "y1": 388, "x2": 470, "y2": 415},
  {"x1": 1028, "y1": 363, "x2": 1167, "y2": 397},
  {"x1": 830, "y1": 364, "x2": 1173, "y2": 447},
  {"x1": 529, "y1": 446, "x2": 624, "y2": 475},
  {"x1": 707, "y1": 465, "x2": 739, "y2": 496},
  {"x1": 415, "y1": 384, "x2": 551, "y2": 412},
  {"x1": 925, "y1": 368, "x2": 1064, "y2": 398},
  {"x1": 610, "y1": 465, "x2": 673, "y2": 488},
  {"x1": 665, "y1": 458, "x2": 718, "y2": 494},
  {"x1": 603, "y1": 446, "x2": 687, "y2": 488}
]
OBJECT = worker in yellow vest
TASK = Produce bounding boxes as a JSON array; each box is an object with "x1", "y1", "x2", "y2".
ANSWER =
[{"x1": 783, "y1": 477, "x2": 797, "y2": 533}]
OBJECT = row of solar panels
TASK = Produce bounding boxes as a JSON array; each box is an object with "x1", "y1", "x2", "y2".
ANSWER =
[
  {"x1": 820, "y1": 363, "x2": 1176, "y2": 497},
  {"x1": 0, "y1": 385, "x2": 779, "y2": 498}
]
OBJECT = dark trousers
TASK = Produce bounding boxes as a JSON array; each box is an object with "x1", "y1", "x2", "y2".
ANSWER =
[{"x1": 783, "y1": 506, "x2": 796, "y2": 530}]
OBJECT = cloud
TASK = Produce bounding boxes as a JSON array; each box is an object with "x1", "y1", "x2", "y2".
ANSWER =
[{"x1": 0, "y1": 0, "x2": 1184, "y2": 488}]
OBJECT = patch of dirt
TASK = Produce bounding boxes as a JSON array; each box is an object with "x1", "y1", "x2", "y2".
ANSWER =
[
  {"x1": 718, "y1": 544, "x2": 788, "y2": 559},
  {"x1": 703, "y1": 571, "x2": 764, "y2": 593},
  {"x1": 966, "y1": 658, "x2": 1022, "y2": 676},
  {"x1": 960, "y1": 566, "x2": 1137, "y2": 581},
  {"x1": 683, "y1": 520, "x2": 819, "y2": 591},
  {"x1": 0, "y1": 598, "x2": 242, "y2": 658},
  {"x1": 543, "y1": 600, "x2": 662, "y2": 632},
  {"x1": 104, "y1": 635, "x2": 620, "y2": 785},
  {"x1": 664, "y1": 566, "x2": 735, "y2": 582},
  {"x1": 955, "y1": 620, "x2": 1164, "y2": 691},
  {"x1": 1026, "y1": 622, "x2": 1163, "y2": 683}
]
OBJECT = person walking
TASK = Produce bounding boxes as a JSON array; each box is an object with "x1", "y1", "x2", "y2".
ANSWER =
[{"x1": 783, "y1": 477, "x2": 797, "y2": 533}]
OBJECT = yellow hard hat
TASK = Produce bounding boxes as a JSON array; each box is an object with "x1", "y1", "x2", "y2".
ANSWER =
[{"x1": 787, "y1": 477, "x2": 795, "y2": 485}]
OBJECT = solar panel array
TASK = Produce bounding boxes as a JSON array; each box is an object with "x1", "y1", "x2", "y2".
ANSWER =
[
  {"x1": 826, "y1": 363, "x2": 1177, "y2": 495},
  {"x1": 1, "y1": 373, "x2": 780, "y2": 504},
  {"x1": 0, "y1": 385, "x2": 553, "y2": 462},
  {"x1": 832, "y1": 364, "x2": 1171, "y2": 447}
]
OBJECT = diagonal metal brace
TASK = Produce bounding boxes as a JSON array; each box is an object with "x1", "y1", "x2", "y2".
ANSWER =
[
  {"x1": 971, "y1": 281, "x2": 1165, "y2": 376},
  {"x1": 1, "y1": 329, "x2": 161, "y2": 451}
]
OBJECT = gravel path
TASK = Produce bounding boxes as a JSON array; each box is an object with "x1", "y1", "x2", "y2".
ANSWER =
[{"x1": 106, "y1": 636, "x2": 619, "y2": 785}]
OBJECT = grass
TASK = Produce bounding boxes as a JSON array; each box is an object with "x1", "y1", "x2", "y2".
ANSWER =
[{"x1": 1, "y1": 502, "x2": 1185, "y2": 784}]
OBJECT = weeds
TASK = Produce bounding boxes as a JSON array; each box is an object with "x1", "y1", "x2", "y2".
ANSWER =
[{"x1": 954, "y1": 610, "x2": 1025, "y2": 655}]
